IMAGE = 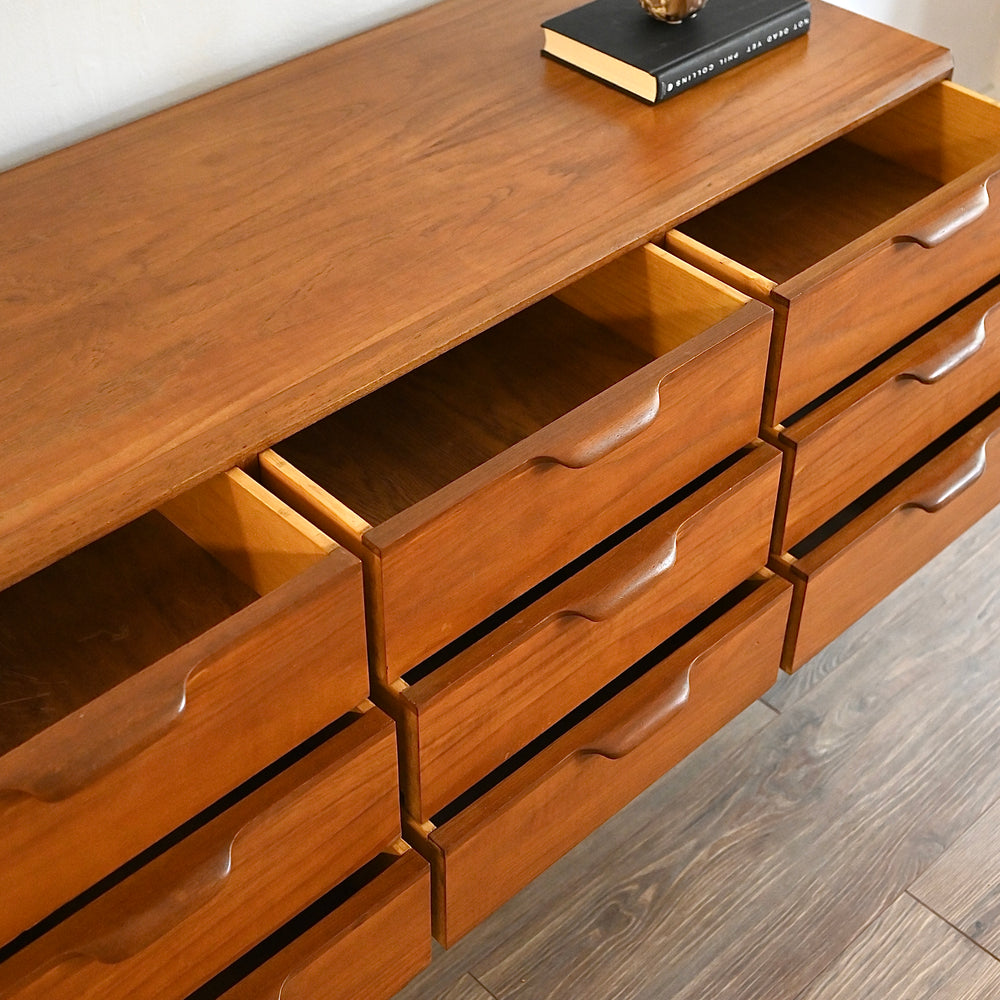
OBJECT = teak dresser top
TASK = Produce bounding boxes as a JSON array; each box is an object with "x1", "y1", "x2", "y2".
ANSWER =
[{"x1": 0, "y1": 0, "x2": 950, "y2": 590}]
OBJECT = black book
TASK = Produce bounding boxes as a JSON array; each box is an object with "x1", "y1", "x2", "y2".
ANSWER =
[{"x1": 542, "y1": 0, "x2": 811, "y2": 104}]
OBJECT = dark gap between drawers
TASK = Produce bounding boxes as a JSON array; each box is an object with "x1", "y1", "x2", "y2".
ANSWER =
[
  {"x1": 428, "y1": 575, "x2": 767, "y2": 827},
  {"x1": 789, "y1": 388, "x2": 1000, "y2": 559},
  {"x1": 402, "y1": 444, "x2": 755, "y2": 685},
  {"x1": 0, "y1": 709, "x2": 362, "y2": 963},
  {"x1": 183, "y1": 849, "x2": 402, "y2": 1000},
  {"x1": 781, "y1": 272, "x2": 1000, "y2": 428}
]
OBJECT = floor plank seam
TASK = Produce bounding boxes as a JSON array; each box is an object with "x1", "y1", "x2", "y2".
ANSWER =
[
  {"x1": 471, "y1": 972, "x2": 501, "y2": 999},
  {"x1": 903, "y1": 890, "x2": 1000, "y2": 964}
]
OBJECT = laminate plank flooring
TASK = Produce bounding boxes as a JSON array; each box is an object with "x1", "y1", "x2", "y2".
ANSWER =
[
  {"x1": 392, "y1": 499, "x2": 1000, "y2": 999},
  {"x1": 795, "y1": 894, "x2": 1000, "y2": 1000},
  {"x1": 434, "y1": 975, "x2": 498, "y2": 1000},
  {"x1": 911, "y1": 797, "x2": 1000, "y2": 959}
]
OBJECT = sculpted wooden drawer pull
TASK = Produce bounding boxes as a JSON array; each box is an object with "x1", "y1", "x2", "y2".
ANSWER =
[
  {"x1": 485, "y1": 532, "x2": 679, "y2": 666},
  {"x1": 572, "y1": 532, "x2": 678, "y2": 620},
  {"x1": 892, "y1": 175, "x2": 994, "y2": 249},
  {"x1": 905, "y1": 439, "x2": 990, "y2": 513},
  {"x1": 535, "y1": 386, "x2": 662, "y2": 469},
  {"x1": 0, "y1": 677, "x2": 186, "y2": 803},
  {"x1": 896, "y1": 306, "x2": 996, "y2": 384},
  {"x1": 578, "y1": 665, "x2": 691, "y2": 760},
  {"x1": 69, "y1": 849, "x2": 233, "y2": 966}
]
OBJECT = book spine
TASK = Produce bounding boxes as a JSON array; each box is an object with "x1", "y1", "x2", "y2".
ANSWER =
[{"x1": 655, "y1": 3, "x2": 811, "y2": 103}]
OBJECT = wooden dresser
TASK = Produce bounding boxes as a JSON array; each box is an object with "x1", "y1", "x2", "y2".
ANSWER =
[{"x1": 2, "y1": 0, "x2": 998, "y2": 995}]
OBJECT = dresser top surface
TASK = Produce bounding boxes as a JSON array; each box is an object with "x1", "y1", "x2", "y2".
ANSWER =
[{"x1": 0, "y1": 0, "x2": 949, "y2": 589}]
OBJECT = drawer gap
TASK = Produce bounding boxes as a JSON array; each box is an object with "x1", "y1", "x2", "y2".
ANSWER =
[
  {"x1": 788, "y1": 389, "x2": 1000, "y2": 559},
  {"x1": 0, "y1": 708, "x2": 365, "y2": 961},
  {"x1": 428, "y1": 574, "x2": 770, "y2": 826},
  {"x1": 185, "y1": 848, "x2": 405, "y2": 1000},
  {"x1": 401, "y1": 444, "x2": 754, "y2": 685},
  {"x1": 0, "y1": 512, "x2": 259, "y2": 759},
  {"x1": 780, "y1": 272, "x2": 1000, "y2": 429}
]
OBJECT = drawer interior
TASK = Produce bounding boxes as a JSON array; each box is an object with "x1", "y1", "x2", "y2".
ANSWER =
[
  {"x1": 673, "y1": 82, "x2": 1000, "y2": 287},
  {"x1": 265, "y1": 245, "x2": 748, "y2": 530},
  {"x1": 0, "y1": 470, "x2": 335, "y2": 758}
]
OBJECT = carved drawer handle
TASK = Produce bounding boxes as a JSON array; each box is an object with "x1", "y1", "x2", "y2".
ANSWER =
[
  {"x1": 896, "y1": 307, "x2": 996, "y2": 385},
  {"x1": 81, "y1": 844, "x2": 233, "y2": 963},
  {"x1": 572, "y1": 533, "x2": 678, "y2": 621},
  {"x1": 535, "y1": 385, "x2": 661, "y2": 469},
  {"x1": 483, "y1": 533, "x2": 678, "y2": 664},
  {"x1": 892, "y1": 180, "x2": 992, "y2": 249},
  {"x1": 577, "y1": 665, "x2": 692, "y2": 760},
  {"x1": 0, "y1": 674, "x2": 188, "y2": 803},
  {"x1": 5, "y1": 841, "x2": 233, "y2": 995},
  {"x1": 905, "y1": 442, "x2": 988, "y2": 514}
]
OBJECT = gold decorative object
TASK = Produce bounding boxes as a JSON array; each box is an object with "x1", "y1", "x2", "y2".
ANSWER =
[{"x1": 638, "y1": 0, "x2": 709, "y2": 22}]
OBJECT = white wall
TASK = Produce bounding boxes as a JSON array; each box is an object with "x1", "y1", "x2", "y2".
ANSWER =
[
  {"x1": 829, "y1": 0, "x2": 1000, "y2": 95},
  {"x1": 0, "y1": 0, "x2": 439, "y2": 172},
  {"x1": 0, "y1": 0, "x2": 997, "y2": 173}
]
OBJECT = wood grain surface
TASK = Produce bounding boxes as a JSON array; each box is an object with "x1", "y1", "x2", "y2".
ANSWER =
[
  {"x1": 0, "y1": 707, "x2": 400, "y2": 1000},
  {"x1": 396, "y1": 445, "x2": 780, "y2": 821},
  {"x1": 276, "y1": 298, "x2": 654, "y2": 526},
  {"x1": 911, "y1": 797, "x2": 1000, "y2": 959},
  {"x1": 0, "y1": 512, "x2": 257, "y2": 756},
  {"x1": 795, "y1": 894, "x2": 1000, "y2": 1000},
  {"x1": 388, "y1": 500, "x2": 1000, "y2": 999},
  {"x1": 0, "y1": 0, "x2": 950, "y2": 591},
  {"x1": 678, "y1": 139, "x2": 942, "y2": 284}
]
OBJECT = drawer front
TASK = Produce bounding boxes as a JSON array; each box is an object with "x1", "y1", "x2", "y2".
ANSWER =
[
  {"x1": 370, "y1": 306, "x2": 773, "y2": 679},
  {"x1": 409, "y1": 577, "x2": 791, "y2": 947},
  {"x1": 772, "y1": 161, "x2": 1000, "y2": 421},
  {"x1": 216, "y1": 849, "x2": 431, "y2": 1000},
  {"x1": 395, "y1": 443, "x2": 781, "y2": 822},
  {"x1": 0, "y1": 706, "x2": 399, "y2": 1000},
  {"x1": 0, "y1": 536, "x2": 367, "y2": 946},
  {"x1": 781, "y1": 405, "x2": 1000, "y2": 672},
  {"x1": 777, "y1": 283, "x2": 1000, "y2": 551}
]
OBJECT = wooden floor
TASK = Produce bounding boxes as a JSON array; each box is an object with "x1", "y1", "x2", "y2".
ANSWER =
[{"x1": 391, "y1": 500, "x2": 1000, "y2": 1000}]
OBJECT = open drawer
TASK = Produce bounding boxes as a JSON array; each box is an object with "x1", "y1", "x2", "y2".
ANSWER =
[
  {"x1": 0, "y1": 704, "x2": 399, "y2": 1000},
  {"x1": 771, "y1": 277, "x2": 1000, "y2": 552},
  {"x1": 404, "y1": 574, "x2": 791, "y2": 947},
  {"x1": 383, "y1": 441, "x2": 781, "y2": 823},
  {"x1": 776, "y1": 398, "x2": 1000, "y2": 673},
  {"x1": 0, "y1": 468, "x2": 368, "y2": 946},
  {"x1": 666, "y1": 81, "x2": 1000, "y2": 424},
  {"x1": 206, "y1": 845, "x2": 430, "y2": 1000},
  {"x1": 259, "y1": 244, "x2": 772, "y2": 680}
]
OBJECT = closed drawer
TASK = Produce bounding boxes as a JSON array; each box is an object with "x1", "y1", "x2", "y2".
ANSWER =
[
  {"x1": 667, "y1": 81, "x2": 1000, "y2": 423},
  {"x1": 259, "y1": 244, "x2": 772, "y2": 681},
  {"x1": 0, "y1": 469, "x2": 368, "y2": 946},
  {"x1": 209, "y1": 847, "x2": 430, "y2": 1000},
  {"x1": 404, "y1": 575, "x2": 791, "y2": 947},
  {"x1": 772, "y1": 278, "x2": 1000, "y2": 551},
  {"x1": 776, "y1": 400, "x2": 1000, "y2": 673},
  {"x1": 386, "y1": 442, "x2": 781, "y2": 823},
  {"x1": 0, "y1": 704, "x2": 399, "y2": 1000}
]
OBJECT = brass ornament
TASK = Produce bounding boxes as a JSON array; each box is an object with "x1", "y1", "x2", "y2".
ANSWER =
[{"x1": 637, "y1": 0, "x2": 709, "y2": 22}]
